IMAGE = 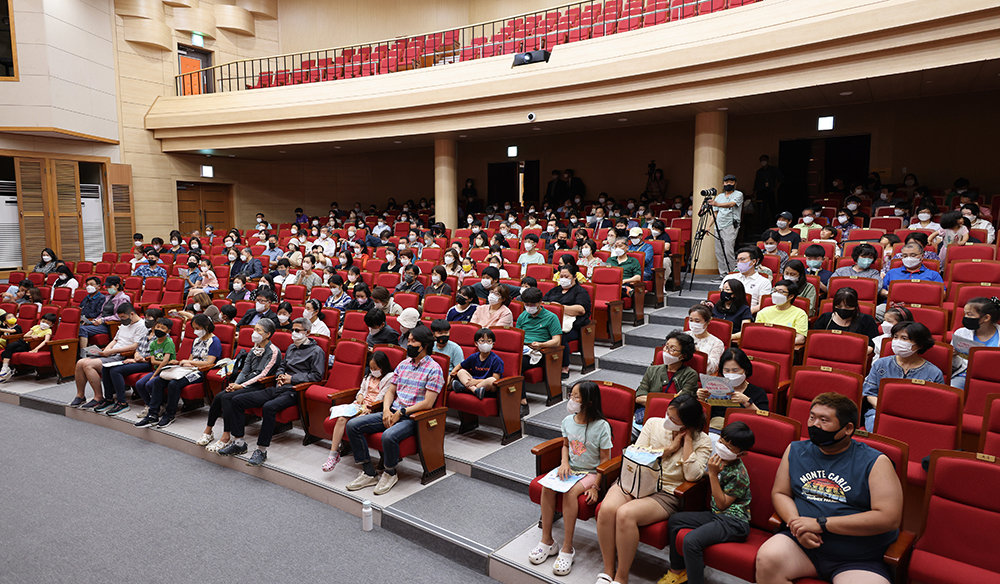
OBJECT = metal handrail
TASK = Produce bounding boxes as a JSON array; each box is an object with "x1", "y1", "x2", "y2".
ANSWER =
[{"x1": 174, "y1": 0, "x2": 757, "y2": 96}]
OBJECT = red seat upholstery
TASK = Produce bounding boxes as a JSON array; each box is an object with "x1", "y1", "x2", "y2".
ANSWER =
[
  {"x1": 740, "y1": 323, "x2": 796, "y2": 382},
  {"x1": 394, "y1": 292, "x2": 420, "y2": 311},
  {"x1": 10, "y1": 311, "x2": 80, "y2": 378},
  {"x1": 591, "y1": 266, "x2": 625, "y2": 346},
  {"x1": 283, "y1": 284, "x2": 306, "y2": 305},
  {"x1": 302, "y1": 340, "x2": 368, "y2": 444},
  {"x1": 961, "y1": 347, "x2": 1000, "y2": 448},
  {"x1": 340, "y1": 310, "x2": 368, "y2": 343},
  {"x1": 909, "y1": 451, "x2": 1000, "y2": 584},
  {"x1": 887, "y1": 280, "x2": 945, "y2": 306},
  {"x1": 881, "y1": 337, "x2": 953, "y2": 384},
  {"x1": 825, "y1": 276, "x2": 879, "y2": 303},
  {"x1": 421, "y1": 294, "x2": 451, "y2": 321},
  {"x1": 672, "y1": 410, "x2": 800, "y2": 580},
  {"x1": 785, "y1": 366, "x2": 863, "y2": 439},
  {"x1": 448, "y1": 327, "x2": 524, "y2": 443},
  {"x1": 802, "y1": 330, "x2": 868, "y2": 377},
  {"x1": 873, "y1": 379, "x2": 963, "y2": 487},
  {"x1": 980, "y1": 394, "x2": 1000, "y2": 456},
  {"x1": 530, "y1": 382, "x2": 635, "y2": 521}
]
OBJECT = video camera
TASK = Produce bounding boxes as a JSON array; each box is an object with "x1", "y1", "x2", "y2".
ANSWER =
[
  {"x1": 698, "y1": 188, "x2": 718, "y2": 217},
  {"x1": 700, "y1": 188, "x2": 717, "y2": 198}
]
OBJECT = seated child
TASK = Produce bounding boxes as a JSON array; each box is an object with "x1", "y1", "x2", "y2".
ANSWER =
[{"x1": 450, "y1": 328, "x2": 504, "y2": 399}]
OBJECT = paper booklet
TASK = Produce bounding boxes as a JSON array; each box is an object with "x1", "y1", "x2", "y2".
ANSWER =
[
  {"x1": 700, "y1": 373, "x2": 740, "y2": 407},
  {"x1": 329, "y1": 403, "x2": 360, "y2": 419},
  {"x1": 538, "y1": 468, "x2": 588, "y2": 493}
]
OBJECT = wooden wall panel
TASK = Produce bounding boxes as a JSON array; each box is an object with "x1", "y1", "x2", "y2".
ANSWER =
[
  {"x1": 15, "y1": 158, "x2": 47, "y2": 269},
  {"x1": 53, "y1": 160, "x2": 84, "y2": 262},
  {"x1": 108, "y1": 163, "x2": 135, "y2": 253}
]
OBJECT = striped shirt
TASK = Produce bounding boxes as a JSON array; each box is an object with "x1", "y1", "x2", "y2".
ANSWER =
[
  {"x1": 135, "y1": 331, "x2": 153, "y2": 359},
  {"x1": 391, "y1": 355, "x2": 444, "y2": 411}
]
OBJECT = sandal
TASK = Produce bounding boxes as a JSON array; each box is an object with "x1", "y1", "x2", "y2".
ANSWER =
[
  {"x1": 553, "y1": 549, "x2": 575, "y2": 576},
  {"x1": 595, "y1": 574, "x2": 614, "y2": 584},
  {"x1": 528, "y1": 541, "x2": 557, "y2": 565},
  {"x1": 205, "y1": 440, "x2": 229, "y2": 453},
  {"x1": 322, "y1": 452, "x2": 340, "y2": 472},
  {"x1": 196, "y1": 432, "x2": 214, "y2": 446}
]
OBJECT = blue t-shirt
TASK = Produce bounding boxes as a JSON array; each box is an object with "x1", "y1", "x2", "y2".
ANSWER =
[
  {"x1": 459, "y1": 351, "x2": 505, "y2": 380},
  {"x1": 786, "y1": 440, "x2": 897, "y2": 562},
  {"x1": 446, "y1": 304, "x2": 475, "y2": 322}
]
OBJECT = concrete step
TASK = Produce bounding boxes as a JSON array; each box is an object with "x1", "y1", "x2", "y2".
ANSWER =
[
  {"x1": 665, "y1": 292, "x2": 709, "y2": 308},
  {"x1": 647, "y1": 306, "x2": 690, "y2": 326},
  {"x1": 597, "y1": 345, "x2": 654, "y2": 376},
  {"x1": 470, "y1": 434, "x2": 546, "y2": 494},
  {"x1": 624, "y1": 323, "x2": 678, "y2": 348}
]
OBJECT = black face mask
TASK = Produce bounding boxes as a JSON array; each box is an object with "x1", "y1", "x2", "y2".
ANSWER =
[
  {"x1": 145, "y1": 319, "x2": 155, "y2": 329},
  {"x1": 268, "y1": 243, "x2": 276, "y2": 249},
  {"x1": 153, "y1": 329, "x2": 167, "y2": 338},
  {"x1": 963, "y1": 316, "x2": 982, "y2": 330},
  {"x1": 723, "y1": 184, "x2": 735, "y2": 192},
  {"x1": 455, "y1": 295, "x2": 467, "y2": 305},
  {"x1": 436, "y1": 335, "x2": 449, "y2": 345},
  {"x1": 808, "y1": 423, "x2": 847, "y2": 448},
  {"x1": 834, "y1": 308, "x2": 856, "y2": 319},
  {"x1": 406, "y1": 345, "x2": 421, "y2": 359},
  {"x1": 188, "y1": 263, "x2": 198, "y2": 269},
  {"x1": 720, "y1": 291, "x2": 733, "y2": 302}
]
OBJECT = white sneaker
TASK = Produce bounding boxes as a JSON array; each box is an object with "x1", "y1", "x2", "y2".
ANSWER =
[
  {"x1": 196, "y1": 432, "x2": 214, "y2": 446},
  {"x1": 136, "y1": 406, "x2": 148, "y2": 419},
  {"x1": 205, "y1": 439, "x2": 229, "y2": 453},
  {"x1": 346, "y1": 471, "x2": 380, "y2": 491},
  {"x1": 373, "y1": 471, "x2": 399, "y2": 495}
]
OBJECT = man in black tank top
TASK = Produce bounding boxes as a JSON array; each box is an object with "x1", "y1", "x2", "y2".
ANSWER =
[{"x1": 755, "y1": 393, "x2": 903, "y2": 584}]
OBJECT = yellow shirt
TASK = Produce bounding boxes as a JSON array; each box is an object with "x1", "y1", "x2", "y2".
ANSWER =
[{"x1": 754, "y1": 304, "x2": 808, "y2": 337}]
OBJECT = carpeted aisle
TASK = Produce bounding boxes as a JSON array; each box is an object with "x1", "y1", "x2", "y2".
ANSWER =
[{"x1": 0, "y1": 402, "x2": 495, "y2": 584}]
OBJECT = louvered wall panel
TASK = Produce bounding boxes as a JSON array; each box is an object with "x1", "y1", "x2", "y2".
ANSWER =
[
  {"x1": 53, "y1": 160, "x2": 83, "y2": 262},
  {"x1": 15, "y1": 158, "x2": 47, "y2": 269}
]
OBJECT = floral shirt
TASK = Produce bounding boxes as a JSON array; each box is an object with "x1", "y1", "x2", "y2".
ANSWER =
[{"x1": 712, "y1": 459, "x2": 752, "y2": 523}]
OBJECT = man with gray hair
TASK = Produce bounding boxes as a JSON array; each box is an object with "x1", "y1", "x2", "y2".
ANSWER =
[
  {"x1": 876, "y1": 241, "x2": 944, "y2": 319},
  {"x1": 604, "y1": 237, "x2": 643, "y2": 299},
  {"x1": 219, "y1": 317, "x2": 325, "y2": 466}
]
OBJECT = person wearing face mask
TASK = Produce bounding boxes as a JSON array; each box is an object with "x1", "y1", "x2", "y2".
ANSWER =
[
  {"x1": 861, "y1": 321, "x2": 942, "y2": 431},
  {"x1": 720, "y1": 246, "x2": 772, "y2": 315},
  {"x1": 471, "y1": 281, "x2": 513, "y2": 328},
  {"x1": 707, "y1": 174, "x2": 743, "y2": 276},
  {"x1": 234, "y1": 248, "x2": 263, "y2": 281},
  {"x1": 878, "y1": 242, "x2": 944, "y2": 316},
  {"x1": 844, "y1": 195, "x2": 870, "y2": 227},
  {"x1": 756, "y1": 392, "x2": 903, "y2": 584},
  {"x1": 71, "y1": 303, "x2": 147, "y2": 409},
  {"x1": 791, "y1": 207, "x2": 821, "y2": 240},
  {"x1": 345, "y1": 282, "x2": 373, "y2": 313},
  {"x1": 370, "y1": 286, "x2": 402, "y2": 316},
  {"x1": 77, "y1": 275, "x2": 130, "y2": 355},
  {"x1": 364, "y1": 307, "x2": 400, "y2": 347},
  {"x1": 871, "y1": 306, "x2": 911, "y2": 360},
  {"x1": 289, "y1": 254, "x2": 323, "y2": 293},
  {"x1": 93, "y1": 309, "x2": 168, "y2": 416},
  {"x1": 696, "y1": 348, "x2": 769, "y2": 432},
  {"x1": 133, "y1": 249, "x2": 168, "y2": 283},
  {"x1": 227, "y1": 275, "x2": 251, "y2": 302},
  {"x1": 174, "y1": 291, "x2": 213, "y2": 322},
  {"x1": 752, "y1": 155, "x2": 783, "y2": 224},
  {"x1": 705, "y1": 279, "x2": 753, "y2": 340},
  {"x1": 634, "y1": 331, "x2": 699, "y2": 425},
  {"x1": 0, "y1": 312, "x2": 58, "y2": 383},
  {"x1": 78, "y1": 276, "x2": 108, "y2": 328},
  {"x1": 446, "y1": 285, "x2": 478, "y2": 323},
  {"x1": 188, "y1": 258, "x2": 219, "y2": 297},
  {"x1": 832, "y1": 243, "x2": 881, "y2": 284},
  {"x1": 624, "y1": 227, "x2": 654, "y2": 282},
  {"x1": 908, "y1": 203, "x2": 941, "y2": 232},
  {"x1": 238, "y1": 289, "x2": 278, "y2": 327},
  {"x1": 380, "y1": 245, "x2": 402, "y2": 273},
  {"x1": 302, "y1": 298, "x2": 330, "y2": 338},
  {"x1": 272, "y1": 301, "x2": 294, "y2": 331},
  {"x1": 778, "y1": 259, "x2": 817, "y2": 317},
  {"x1": 517, "y1": 233, "x2": 547, "y2": 270},
  {"x1": 344, "y1": 325, "x2": 445, "y2": 494},
  {"x1": 949, "y1": 297, "x2": 1000, "y2": 391},
  {"x1": 280, "y1": 239, "x2": 303, "y2": 268},
  {"x1": 321, "y1": 350, "x2": 396, "y2": 472},
  {"x1": 544, "y1": 263, "x2": 592, "y2": 377},
  {"x1": 772, "y1": 211, "x2": 802, "y2": 250},
  {"x1": 322, "y1": 273, "x2": 352, "y2": 317},
  {"x1": 448, "y1": 326, "x2": 505, "y2": 400},
  {"x1": 571, "y1": 239, "x2": 601, "y2": 281},
  {"x1": 34, "y1": 247, "x2": 60, "y2": 274},
  {"x1": 515, "y1": 287, "x2": 563, "y2": 416},
  {"x1": 51, "y1": 265, "x2": 79, "y2": 299},
  {"x1": 662, "y1": 420, "x2": 756, "y2": 584},
  {"x1": 605, "y1": 238, "x2": 643, "y2": 301},
  {"x1": 959, "y1": 202, "x2": 994, "y2": 244},
  {"x1": 928, "y1": 210, "x2": 970, "y2": 268},
  {"x1": 755, "y1": 279, "x2": 808, "y2": 344},
  {"x1": 394, "y1": 264, "x2": 426, "y2": 300},
  {"x1": 596, "y1": 394, "x2": 711, "y2": 584},
  {"x1": 759, "y1": 230, "x2": 790, "y2": 278},
  {"x1": 261, "y1": 235, "x2": 282, "y2": 263},
  {"x1": 801, "y1": 244, "x2": 834, "y2": 295},
  {"x1": 219, "y1": 317, "x2": 325, "y2": 466},
  {"x1": 812, "y1": 286, "x2": 881, "y2": 347},
  {"x1": 686, "y1": 305, "x2": 724, "y2": 374},
  {"x1": 424, "y1": 266, "x2": 452, "y2": 298}
]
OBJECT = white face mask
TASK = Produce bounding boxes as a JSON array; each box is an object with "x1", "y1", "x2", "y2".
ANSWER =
[
  {"x1": 566, "y1": 399, "x2": 582, "y2": 414},
  {"x1": 86, "y1": 285, "x2": 97, "y2": 294},
  {"x1": 525, "y1": 305, "x2": 539, "y2": 315},
  {"x1": 386, "y1": 253, "x2": 395, "y2": 262},
  {"x1": 847, "y1": 203, "x2": 858, "y2": 211},
  {"x1": 42, "y1": 255, "x2": 52, "y2": 262},
  {"x1": 233, "y1": 283, "x2": 244, "y2": 291},
  {"x1": 802, "y1": 216, "x2": 814, "y2": 224},
  {"x1": 662, "y1": 350, "x2": 680, "y2": 365},
  {"x1": 303, "y1": 309, "x2": 316, "y2": 320},
  {"x1": 481, "y1": 278, "x2": 493, "y2": 288},
  {"x1": 715, "y1": 442, "x2": 740, "y2": 461},
  {"x1": 487, "y1": 293, "x2": 500, "y2": 305},
  {"x1": 228, "y1": 254, "x2": 237, "y2": 261},
  {"x1": 688, "y1": 321, "x2": 706, "y2": 335},
  {"x1": 764, "y1": 243, "x2": 777, "y2": 253},
  {"x1": 891, "y1": 338, "x2": 916, "y2": 358},
  {"x1": 251, "y1": 331, "x2": 264, "y2": 344},
  {"x1": 477, "y1": 342, "x2": 493, "y2": 353},
  {"x1": 630, "y1": 237, "x2": 641, "y2": 245},
  {"x1": 580, "y1": 247, "x2": 592, "y2": 257},
  {"x1": 917, "y1": 213, "x2": 932, "y2": 222},
  {"x1": 472, "y1": 227, "x2": 481, "y2": 234},
  {"x1": 611, "y1": 248, "x2": 625, "y2": 257},
  {"x1": 291, "y1": 331, "x2": 307, "y2": 343},
  {"x1": 255, "y1": 302, "x2": 268, "y2": 313},
  {"x1": 312, "y1": 220, "x2": 319, "y2": 226},
  {"x1": 431, "y1": 274, "x2": 441, "y2": 284},
  {"x1": 400, "y1": 258, "x2": 410, "y2": 266},
  {"x1": 880, "y1": 321, "x2": 894, "y2": 335},
  {"x1": 837, "y1": 216, "x2": 849, "y2": 225},
  {"x1": 723, "y1": 372, "x2": 746, "y2": 386},
  {"x1": 651, "y1": 229, "x2": 662, "y2": 237},
  {"x1": 776, "y1": 221, "x2": 788, "y2": 229},
  {"x1": 902, "y1": 256, "x2": 922, "y2": 269},
  {"x1": 771, "y1": 293, "x2": 788, "y2": 306},
  {"x1": 559, "y1": 277, "x2": 573, "y2": 288},
  {"x1": 278, "y1": 314, "x2": 289, "y2": 323},
  {"x1": 194, "y1": 328, "x2": 207, "y2": 338},
  {"x1": 663, "y1": 417, "x2": 683, "y2": 432},
  {"x1": 546, "y1": 225, "x2": 556, "y2": 233},
  {"x1": 893, "y1": 208, "x2": 905, "y2": 216},
  {"x1": 444, "y1": 255, "x2": 455, "y2": 265},
  {"x1": 192, "y1": 303, "x2": 201, "y2": 311},
  {"x1": 525, "y1": 242, "x2": 534, "y2": 251}
]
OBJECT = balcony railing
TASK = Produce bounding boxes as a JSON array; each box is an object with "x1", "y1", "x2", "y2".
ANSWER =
[{"x1": 175, "y1": 0, "x2": 760, "y2": 96}]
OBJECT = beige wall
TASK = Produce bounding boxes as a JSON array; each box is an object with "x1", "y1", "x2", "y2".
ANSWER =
[
  {"x1": 114, "y1": 0, "x2": 280, "y2": 237},
  {"x1": 2, "y1": 0, "x2": 119, "y2": 143},
  {"x1": 277, "y1": 0, "x2": 561, "y2": 53}
]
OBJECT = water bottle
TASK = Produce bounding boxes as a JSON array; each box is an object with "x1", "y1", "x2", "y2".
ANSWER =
[{"x1": 362, "y1": 499, "x2": 373, "y2": 532}]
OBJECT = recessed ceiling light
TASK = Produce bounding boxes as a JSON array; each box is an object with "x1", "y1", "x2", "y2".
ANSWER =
[
  {"x1": 228, "y1": 154, "x2": 235, "y2": 157},
  {"x1": 532, "y1": 127, "x2": 541, "y2": 131},
  {"x1": 839, "y1": 91, "x2": 853, "y2": 96},
  {"x1": 926, "y1": 80, "x2": 932, "y2": 84},
  {"x1": 459, "y1": 134, "x2": 467, "y2": 138},
  {"x1": 394, "y1": 140, "x2": 402, "y2": 144},
  {"x1": 279, "y1": 150, "x2": 286, "y2": 153},
  {"x1": 334, "y1": 146, "x2": 341, "y2": 149},
  {"x1": 617, "y1": 118, "x2": 627, "y2": 122},
  {"x1": 717, "y1": 107, "x2": 728, "y2": 111}
]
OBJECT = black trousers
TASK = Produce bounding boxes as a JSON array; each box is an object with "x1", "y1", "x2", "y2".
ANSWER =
[
  {"x1": 560, "y1": 327, "x2": 581, "y2": 367},
  {"x1": 206, "y1": 383, "x2": 261, "y2": 432},
  {"x1": 226, "y1": 385, "x2": 299, "y2": 447},
  {"x1": 2, "y1": 340, "x2": 30, "y2": 361},
  {"x1": 667, "y1": 510, "x2": 750, "y2": 584}
]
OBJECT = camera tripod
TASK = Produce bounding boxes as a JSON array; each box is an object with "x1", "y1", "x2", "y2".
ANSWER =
[{"x1": 686, "y1": 196, "x2": 733, "y2": 291}]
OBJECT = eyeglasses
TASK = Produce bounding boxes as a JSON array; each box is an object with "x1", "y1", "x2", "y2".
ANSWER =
[{"x1": 664, "y1": 345, "x2": 682, "y2": 355}]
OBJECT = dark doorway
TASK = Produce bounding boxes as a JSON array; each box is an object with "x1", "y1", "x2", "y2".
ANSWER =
[
  {"x1": 777, "y1": 134, "x2": 871, "y2": 213},
  {"x1": 522, "y1": 160, "x2": 540, "y2": 205},
  {"x1": 178, "y1": 45, "x2": 213, "y2": 95},
  {"x1": 487, "y1": 162, "x2": 518, "y2": 208}
]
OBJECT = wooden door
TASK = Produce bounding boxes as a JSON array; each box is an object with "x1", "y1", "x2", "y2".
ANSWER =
[
  {"x1": 53, "y1": 159, "x2": 84, "y2": 261},
  {"x1": 176, "y1": 183, "x2": 232, "y2": 234},
  {"x1": 180, "y1": 55, "x2": 203, "y2": 96},
  {"x1": 108, "y1": 163, "x2": 135, "y2": 253},
  {"x1": 15, "y1": 157, "x2": 47, "y2": 268}
]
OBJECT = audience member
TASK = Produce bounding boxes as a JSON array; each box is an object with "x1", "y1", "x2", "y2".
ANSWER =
[{"x1": 862, "y1": 322, "x2": 943, "y2": 431}]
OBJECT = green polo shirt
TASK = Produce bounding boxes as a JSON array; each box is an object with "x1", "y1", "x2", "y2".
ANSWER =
[
  {"x1": 605, "y1": 256, "x2": 641, "y2": 281},
  {"x1": 515, "y1": 307, "x2": 562, "y2": 344}
]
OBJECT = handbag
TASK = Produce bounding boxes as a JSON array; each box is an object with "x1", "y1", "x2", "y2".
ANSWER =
[
  {"x1": 617, "y1": 445, "x2": 663, "y2": 498},
  {"x1": 562, "y1": 313, "x2": 576, "y2": 334},
  {"x1": 159, "y1": 366, "x2": 199, "y2": 381}
]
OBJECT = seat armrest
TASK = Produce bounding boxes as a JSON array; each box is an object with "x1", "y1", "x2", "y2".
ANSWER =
[
  {"x1": 884, "y1": 529, "x2": 916, "y2": 567},
  {"x1": 410, "y1": 406, "x2": 448, "y2": 423},
  {"x1": 674, "y1": 478, "x2": 709, "y2": 511},
  {"x1": 532, "y1": 437, "x2": 566, "y2": 476},
  {"x1": 328, "y1": 387, "x2": 361, "y2": 403},
  {"x1": 196, "y1": 363, "x2": 216, "y2": 372},
  {"x1": 768, "y1": 513, "x2": 784, "y2": 531},
  {"x1": 4, "y1": 334, "x2": 23, "y2": 343},
  {"x1": 293, "y1": 381, "x2": 313, "y2": 392},
  {"x1": 596, "y1": 455, "x2": 622, "y2": 477},
  {"x1": 493, "y1": 374, "x2": 524, "y2": 389},
  {"x1": 539, "y1": 345, "x2": 562, "y2": 356},
  {"x1": 673, "y1": 478, "x2": 706, "y2": 498},
  {"x1": 257, "y1": 375, "x2": 276, "y2": 387}
]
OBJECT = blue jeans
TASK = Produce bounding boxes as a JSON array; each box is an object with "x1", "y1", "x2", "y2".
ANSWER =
[
  {"x1": 132, "y1": 372, "x2": 158, "y2": 405},
  {"x1": 148, "y1": 372, "x2": 205, "y2": 419},
  {"x1": 101, "y1": 362, "x2": 152, "y2": 403},
  {"x1": 345, "y1": 412, "x2": 416, "y2": 471}
]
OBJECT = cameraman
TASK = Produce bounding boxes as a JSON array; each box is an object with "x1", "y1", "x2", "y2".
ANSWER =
[{"x1": 707, "y1": 174, "x2": 742, "y2": 277}]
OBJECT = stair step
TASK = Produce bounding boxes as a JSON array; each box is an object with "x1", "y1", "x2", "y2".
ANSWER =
[
  {"x1": 624, "y1": 323, "x2": 680, "y2": 348},
  {"x1": 598, "y1": 345, "x2": 655, "y2": 375},
  {"x1": 471, "y1": 434, "x2": 546, "y2": 493},
  {"x1": 665, "y1": 292, "x2": 710, "y2": 308},
  {"x1": 647, "y1": 306, "x2": 690, "y2": 326}
]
